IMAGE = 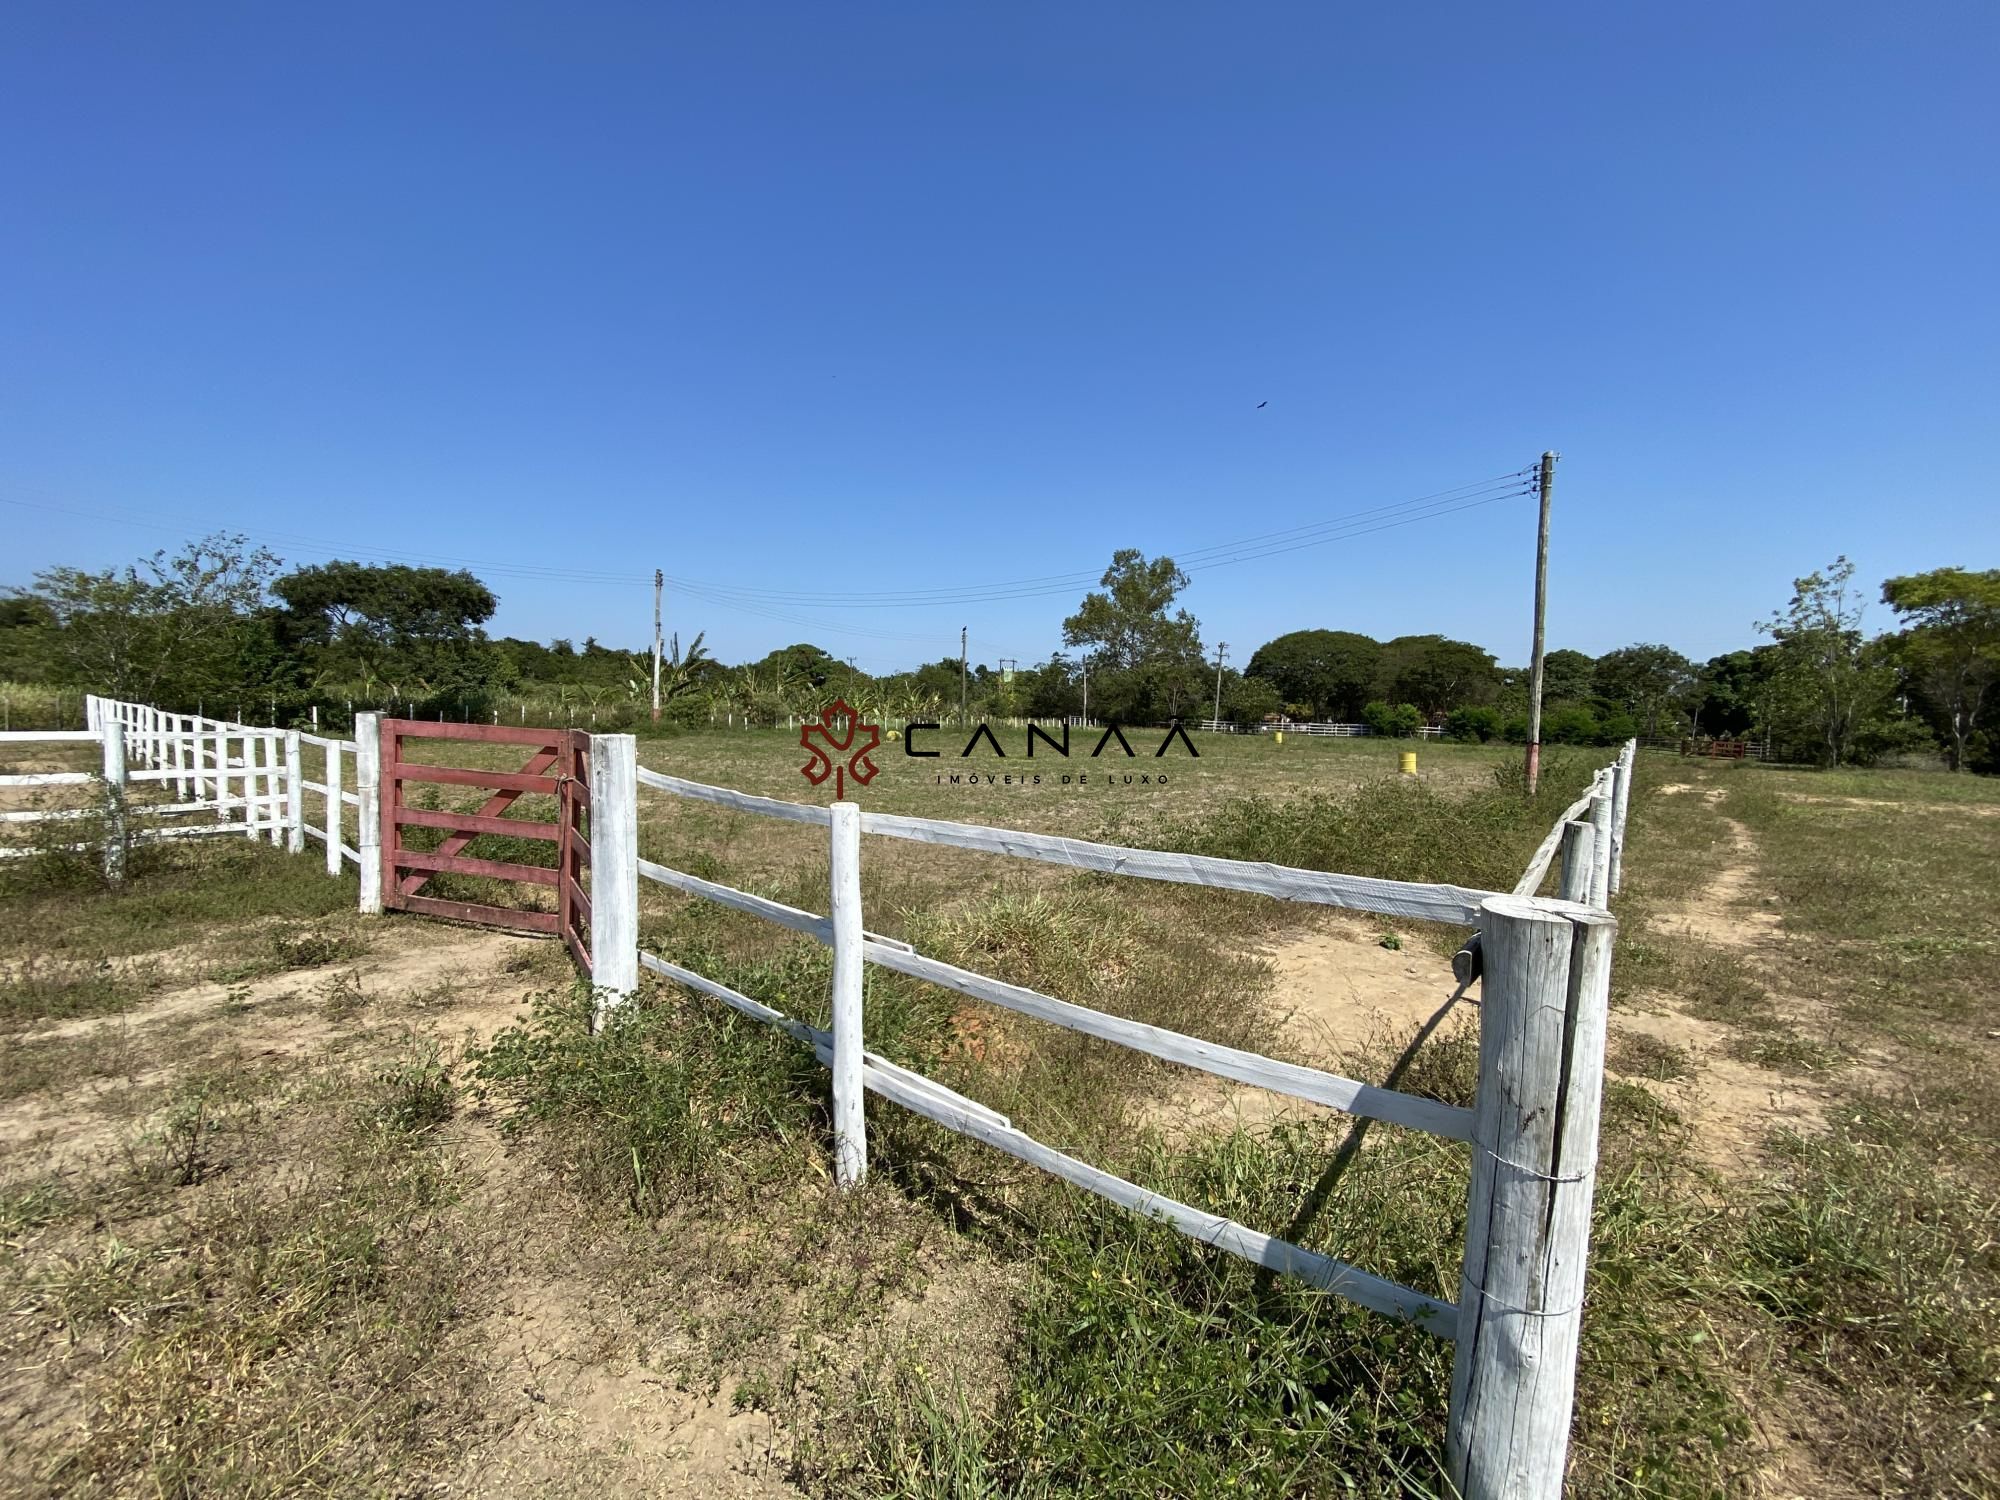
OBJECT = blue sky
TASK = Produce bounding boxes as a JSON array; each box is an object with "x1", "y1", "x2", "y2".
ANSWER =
[{"x1": 3, "y1": 3, "x2": 1995, "y2": 674}]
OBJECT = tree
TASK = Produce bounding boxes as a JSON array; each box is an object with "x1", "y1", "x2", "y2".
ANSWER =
[
  {"x1": 1379, "y1": 635, "x2": 1498, "y2": 717},
  {"x1": 36, "y1": 533, "x2": 284, "y2": 706},
  {"x1": 1541, "y1": 648, "x2": 1597, "y2": 703},
  {"x1": 1689, "y1": 650, "x2": 1770, "y2": 738},
  {"x1": 1063, "y1": 551, "x2": 1203, "y2": 673},
  {"x1": 1756, "y1": 557, "x2": 1893, "y2": 766},
  {"x1": 273, "y1": 561, "x2": 498, "y2": 703},
  {"x1": 1061, "y1": 551, "x2": 1206, "y2": 722},
  {"x1": 1881, "y1": 567, "x2": 2000, "y2": 772},
  {"x1": 1244, "y1": 630, "x2": 1381, "y2": 720},
  {"x1": 1591, "y1": 644, "x2": 1697, "y2": 738}
]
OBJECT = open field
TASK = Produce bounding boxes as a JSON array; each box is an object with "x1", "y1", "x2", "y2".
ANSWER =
[{"x1": 1, "y1": 729, "x2": 1995, "y2": 1497}]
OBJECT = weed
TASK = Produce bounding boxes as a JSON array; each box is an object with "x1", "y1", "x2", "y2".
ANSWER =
[
  {"x1": 272, "y1": 923, "x2": 363, "y2": 968},
  {"x1": 155, "y1": 1080, "x2": 222, "y2": 1186},
  {"x1": 376, "y1": 1039, "x2": 456, "y2": 1132},
  {"x1": 1607, "y1": 1032, "x2": 1694, "y2": 1083}
]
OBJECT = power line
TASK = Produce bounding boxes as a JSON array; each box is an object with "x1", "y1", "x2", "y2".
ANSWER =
[{"x1": 0, "y1": 466, "x2": 1530, "y2": 607}]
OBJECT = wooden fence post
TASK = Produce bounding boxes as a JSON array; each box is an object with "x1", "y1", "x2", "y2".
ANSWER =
[
  {"x1": 588, "y1": 733, "x2": 640, "y2": 1021},
  {"x1": 1587, "y1": 780, "x2": 1613, "y2": 909},
  {"x1": 829, "y1": 800, "x2": 866, "y2": 1188},
  {"x1": 1558, "y1": 818, "x2": 1595, "y2": 905},
  {"x1": 325, "y1": 740, "x2": 344, "y2": 877},
  {"x1": 1448, "y1": 895, "x2": 1616, "y2": 1499},
  {"x1": 355, "y1": 713, "x2": 382, "y2": 915},
  {"x1": 284, "y1": 729, "x2": 305, "y2": 855},
  {"x1": 1610, "y1": 740, "x2": 1636, "y2": 895},
  {"x1": 100, "y1": 720, "x2": 126, "y2": 883}
]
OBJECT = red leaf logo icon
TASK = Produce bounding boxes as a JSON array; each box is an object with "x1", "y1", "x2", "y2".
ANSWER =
[{"x1": 799, "y1": 698, "x2": 882, "y2": 801}]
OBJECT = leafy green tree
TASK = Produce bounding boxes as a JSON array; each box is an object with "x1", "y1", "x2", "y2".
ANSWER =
[
  {"x1": 274, "y1": 561, "x2": 498, "y2": 705},
  {"x1": 1063, "y1": 552, "x2": 1203, "y2": 673},
  {"x1": 1244, "y1": 630, "x2": 1381, "y2": 720},
  {"x1": 35, "y1": 533, "x2": 284, "y2": 707},
  {"x1": 1881, "y1": 567, "x2": 2000, "y2": 772},
  {"x1": 1379, "y1": 635, "x2": 1497, "y2": 716},
  {"x1": 1756, "y1": 557, "x2": 1894, "y2": 766},
  {"x1": 1689, "y1": 650, "x2": 1772, "y2": 738},
  {"x1": 1219, "y1": 671, "x2": 1282, "y2": 728},
  {"x1": 1061, "y1": 551, "x2": 1206, "y2": 721},
  {"x1": 1541, "y1": 648, "x2": 1597, "y2": 703},
  {"x1": 1591, "y1": 644, "x2": 1698, "y2": 738}
]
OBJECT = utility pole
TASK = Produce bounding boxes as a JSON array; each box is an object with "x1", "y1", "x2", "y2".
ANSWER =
[
  {"x1": 1212, "y1": 642, "x2": 1228, "y2": 729},
  {"x1": 1081, "y1": 656, "x2": 1089, "y2": 725},
  {"x1": 1524, "y1": 451, "x2": 1558, "y2": 795},
  {"x1": 959, "y1": 626, "x2": 968, "y2": 727},
  {"x1": 651, "y1": 569, "x2": 664, "y2": 722}
]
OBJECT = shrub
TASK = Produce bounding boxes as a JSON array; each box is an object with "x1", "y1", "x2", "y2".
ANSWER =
[
  {"x1": 1362, "y1": 701, "x2": 1423, "y2": 738},
  {"x1": 1544, "y1": 704, "x2": 1602, "y2": 745},
  {"x1": 1443, "y1": 706, "x2": 1501, "y2": 742}
]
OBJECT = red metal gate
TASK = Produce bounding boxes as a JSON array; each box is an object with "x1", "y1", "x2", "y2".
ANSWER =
[{"x1": 379, "y1": 720, "x2": 592, "y2": 975}]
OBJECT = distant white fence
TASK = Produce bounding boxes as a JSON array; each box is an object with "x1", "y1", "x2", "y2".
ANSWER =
[
  {"x1": 1, "y1": 697, "x2": 382, "y2": 902},
  {"x1": 1195, "y1": 719, "x2": 1446, "y2": 738},
  {"x1": 17, "y1": 695, "x2": 1640, "y2": 1498}
]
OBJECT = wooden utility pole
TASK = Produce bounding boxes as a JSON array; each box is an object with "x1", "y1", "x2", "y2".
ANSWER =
[
  {"x1": 959, "y1": 626, "x2": 968, "y2": 726},
  {"x1": 1212, "y1": 642, "x2": 1228, "y2": 729},
  {"x1": 1524, "y1": 451, "x2": 1558, "y2": 794},
  {"x1": 651, "y1": 570, "x2": 664, "y2": 722}
]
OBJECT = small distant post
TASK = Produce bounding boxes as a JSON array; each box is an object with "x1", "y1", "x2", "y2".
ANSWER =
[
  {"x1": 1588, "y1": 781, "x2": 1613, "y2": 908},
  {"x1": 324, "y1": 741, "x2": 344, "y2": 877},
  {"x1": 284, "y1": 729, "x2": 305, "y2": 855},
  {"x1": 829, "y1": 801, "x2": 866, "y2": 1187},
  {"x1": 1558, "y1": 818, "x2": 1595, "y2": 904},
  {"x1": 588, "y1": 733, "x2": 640, "y2": 1022},
  {"x1": 1608, "y1": 740, "x2": 1635, "y2": 895},
  {"x1": 354, "y1": 713, "x2": 382, "y2": 915},
  {"x1": 100, "y1": 720, "x2": 127, "y2": 883}
]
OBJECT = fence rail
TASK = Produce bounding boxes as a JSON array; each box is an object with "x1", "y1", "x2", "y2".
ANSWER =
[
  {"x1": 0, "y1": 697, "x2": 381, "y2": 883},
  {"x1": 24, "y1": 696, "x2": 1640, "y2": 1500}
]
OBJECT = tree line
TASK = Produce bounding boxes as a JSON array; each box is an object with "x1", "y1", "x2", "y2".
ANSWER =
[{"x1": 2, "y1": 536, "x2": 1994, "y2": 771}]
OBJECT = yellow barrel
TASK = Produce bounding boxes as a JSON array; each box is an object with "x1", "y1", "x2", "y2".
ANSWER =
[
  {"x1": 1274, "y1": 730, "x2": 1283, "y2": 746},
  {"x1": 1399, "y1": 750, "x2": 1418, "y2": 775}
]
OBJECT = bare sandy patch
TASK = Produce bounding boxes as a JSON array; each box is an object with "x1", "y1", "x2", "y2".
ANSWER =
[{"x1": 1147, "y1": 915, "x2": 1470, "y2": 1138}]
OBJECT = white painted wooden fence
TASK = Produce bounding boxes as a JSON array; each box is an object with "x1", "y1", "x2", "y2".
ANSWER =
[
  {"x1": 2, "y1": 698, "x2": 382, "y2": 899},
  {"x1": 586, "y1": 734, "x2": 1640, "y2": 1500},
  {"x1": 15, "y1": 699, "x2": 1640, "y2": 1495}
]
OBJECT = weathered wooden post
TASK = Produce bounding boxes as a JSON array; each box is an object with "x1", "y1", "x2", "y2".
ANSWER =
[
  {"x1": 1558, "y1": 818, "x2": 1596, "y2": 905},
  {"x1": 829, "y1": 800, "x2": 866, "y2": 1187},
  {"x1": 588, "y1": 733, "x2": 640, "y2": 1022},
  {"x1": 355, "y1": 713, "x2": 382, "y2": 915},
  {"x1": 324, "y1": 740, "x2": 344, "y2": 877},
  {"x1": 284, "y1": 729, "x2": 305, "y2": 855},
  {"x1": 100, "y1": 719, "x2": 126, "y2": 883},
  {"x1": 1587, "y1": 779, "x2": 1613, "y2": 909},
  {"x1": 1448, "y1": 895, "x2": 1616, "y2": 1500},
  {"x1": 262, "y1": 733, "x2": 283, "y2": 845},
  {"x1": 1608, "y1": 741, "x2": 1634, "y2": 895},
  {"x1": 169, "y1": 714, "x2": 186, "y2": 800}
]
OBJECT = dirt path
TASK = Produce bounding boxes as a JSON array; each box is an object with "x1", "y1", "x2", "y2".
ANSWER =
[{"x1": 1608, "y1": 789, "x2": 1861, "y2": 1176}]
